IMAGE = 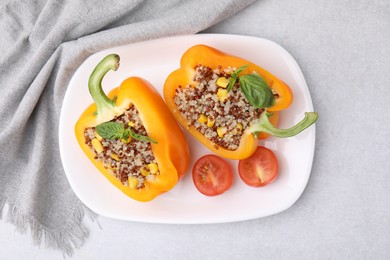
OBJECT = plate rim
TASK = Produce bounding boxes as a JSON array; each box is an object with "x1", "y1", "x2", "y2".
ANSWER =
[{"x1": 59, "y1": 33, "x2": 316, "y2": 224}]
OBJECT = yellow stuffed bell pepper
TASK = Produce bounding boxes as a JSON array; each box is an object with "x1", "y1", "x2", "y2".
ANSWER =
[
  {"x1": 164, "y1": 45, "x2": 318, "y2": 160},
  {"x1": 75, "y1": 54, "x2": 189, "y2": 202}
]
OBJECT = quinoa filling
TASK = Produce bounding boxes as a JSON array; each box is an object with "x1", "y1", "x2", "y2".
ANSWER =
[
  {"x1": 174, "y1": 64, "x2": 265, "y2": 151},
  {"x1": 84, "y1": 105, "x2": 159, "y2": 189}
]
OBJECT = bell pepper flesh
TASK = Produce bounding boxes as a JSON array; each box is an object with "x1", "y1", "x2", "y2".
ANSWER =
[
  {"x1": 75, "y1": 54, "x2": 190, "y2": 202},
  {"x1": 163, "y1": 45, "x2": 317, "y2": 160}
]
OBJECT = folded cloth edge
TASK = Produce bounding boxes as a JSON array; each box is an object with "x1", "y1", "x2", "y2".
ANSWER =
[{"x1": 0, "y1": 197, "x2": 98, "y2": 256}]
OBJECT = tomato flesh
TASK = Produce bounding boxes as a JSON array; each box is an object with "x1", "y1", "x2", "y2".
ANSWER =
[
  {"x1": 192, "y1": 155, "x2": 233, "y2": 196},
  {"x1": 238, "y1": 146, "x2": 278, "y2": 187}
]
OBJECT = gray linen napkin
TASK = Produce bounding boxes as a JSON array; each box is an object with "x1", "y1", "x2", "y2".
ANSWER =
[{"x1": 0, "y1": 0, "x2": 255, "y2": 255}]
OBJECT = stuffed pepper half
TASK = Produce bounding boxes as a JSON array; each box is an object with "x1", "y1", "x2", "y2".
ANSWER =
[
  {"x1": 164, "y1": 45, "x2": 317, "y2": 160},
  {"x1": 75, "y1": 54, "x2": 189, "y2": 202}
]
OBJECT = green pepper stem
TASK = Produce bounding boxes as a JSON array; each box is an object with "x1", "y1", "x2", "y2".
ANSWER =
[
  {"x1": 88, "y1": 54, "x2": 125, "y2": 124},
  {"x1": 248, "y1": 111, "x2": 318, "y2": 138}
]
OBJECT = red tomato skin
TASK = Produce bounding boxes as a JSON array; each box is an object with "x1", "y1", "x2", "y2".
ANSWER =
[
  {"x1": 192, "y1": 155, "x2": 233, "y2": 196},
  {"x1": 238, "y1": 146, "x2": 278, "y2": 187}
]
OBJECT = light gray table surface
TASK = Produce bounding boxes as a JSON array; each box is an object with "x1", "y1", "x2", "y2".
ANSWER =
[{"x1": 1, "y1": 0, "x2": 389, "y2": 259}]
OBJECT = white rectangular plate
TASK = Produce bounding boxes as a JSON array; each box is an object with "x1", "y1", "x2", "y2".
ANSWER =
[{"x1": 59, "y1": 34, "x2": 316, "y2": 224}]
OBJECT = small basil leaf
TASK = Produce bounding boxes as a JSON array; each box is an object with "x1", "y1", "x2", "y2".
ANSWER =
[
  {"x1": 122, "y1": 129, "x2": 131, "y2": 140},
  {"x1": 227, "y1": 77, "x2": 236, "y2": 92},
  {"x1": 231, "y1": 64, "x2": 249, "y2": 78},
  {"x1": 129, "y1": 130, "x2": 158, "y2": 144},
  {"x1": 239, "y1": 74, "x2": 274, "y2": 108},
  {"x1": 96, "y1": 121, "x2": 157, "y2": 144},
  {"x1": 227, "y1": 65, "x2": 249, "y2": 92},
  {"x1": 95, "y1": 122, "x2": 126, "y2": 139}
]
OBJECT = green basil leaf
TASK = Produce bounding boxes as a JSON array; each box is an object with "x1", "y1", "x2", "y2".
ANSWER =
[
  {"x1": 227, "y1": 77, "x2": 236, "y2": 92},
  {"x1": 129, "y1": 130, "x2": 158, "y2": 144},
  {"x1": 96, "y1": 121, "x2": 157, "y2": 144},
  {"x1": 95, "y1": 122, "x2": 126, "y2": 139},
  {"x1": 231, "y1": 64, "x2": 249, "y2": 78},
  {"x1": 227, "y1": 64, "x2": 249, "y2": 92},
  {"x1": 239, "y1": 74, "x2": 274, "y2": 108}
]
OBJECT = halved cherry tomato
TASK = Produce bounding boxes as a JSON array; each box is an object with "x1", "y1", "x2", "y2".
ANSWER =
[
  {"x1": 192, "y1": 155, "x2": 233, "y2": 196},
  {"x1": 238, "y1": 146, "x2": 278, "y2": 187}
]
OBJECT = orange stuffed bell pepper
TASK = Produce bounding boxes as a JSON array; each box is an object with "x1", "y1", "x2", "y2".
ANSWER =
[
  {"x1": 75, "y1": 54, "x2": 189, "y2": 202},
  {"x1": 164, "y1": 45, "x2": 318, "y2": 160}
]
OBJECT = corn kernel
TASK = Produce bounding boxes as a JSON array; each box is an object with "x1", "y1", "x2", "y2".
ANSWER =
[
  {"x1": 217, "y1": 126, "x2": 228, "y2": 138},
  {"x1": 198, "y1": 114, "x2": 207, "y2": 124},
  {"x1": 121, "y1": 136, "x2": 132, "y2": 144},
  {"x1": 128, "y1": 177, "x2": 138, "y2": 189},
  {"x1": 140, "y1": 166, "x2": 150, "y2": 177},
  {"x1": 128, "y1": 121, "x2": 135, "y2": 127},
  {"x1": 207, "y1": 115, "x2": 215, "y2": 128},
  {"x1": 236, "y1": 123, "x2": 243, "y2": 131},
  {"x1": 91, "y1": 138, "x2": 103, "y2": 153},
  {"x1": 233, "y1": 123, "x2": 243, "y2": 134},
  {"x1": 217, "y1": 88, "x2": 228, "y2": 102},
  {"x1": 95, "y1": 133, "x2": 103, "y2": 141},
  {"x1": 216, "y1": 77, "x2": 229, "y2": 88},
  {"x1": 110, "y1": 153, "x2": 120, "y2": 161},
  {"x1": 148, "y1": 163, "x2": 159, "y2": 174}
]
